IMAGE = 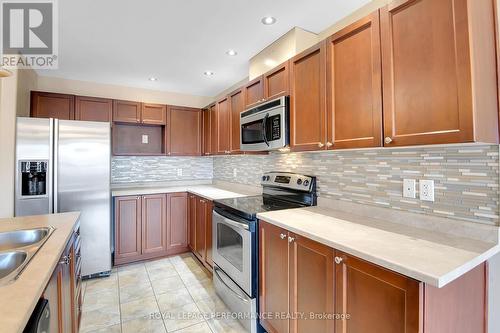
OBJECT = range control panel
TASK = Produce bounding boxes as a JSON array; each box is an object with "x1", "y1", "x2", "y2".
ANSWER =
[{"x1": 261, "y1": 172, "x2": 315, "y2": 192}]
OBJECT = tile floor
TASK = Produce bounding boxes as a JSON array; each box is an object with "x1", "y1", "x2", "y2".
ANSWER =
[{"x1": 80, "y1": 253, "x2": 246, "y2": 333}]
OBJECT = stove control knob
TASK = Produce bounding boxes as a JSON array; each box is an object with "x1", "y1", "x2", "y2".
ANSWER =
[
  {"x1": 303, "y1": 180, "x2": 310, "y2": 187},
  {"x1": 266, "y1": 176, "x2": 271, "y2": 181},
  {"x1": 262, "y1": 176, "x2": 267, "y2": 181},
  {"x1": 296, "y1": 178, "x2": 302, "y2": 185}
]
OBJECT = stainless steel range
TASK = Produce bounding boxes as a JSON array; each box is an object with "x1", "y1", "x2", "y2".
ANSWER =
[{"x1": 212, "y1": 172, "x2": 317, "y2": 332}]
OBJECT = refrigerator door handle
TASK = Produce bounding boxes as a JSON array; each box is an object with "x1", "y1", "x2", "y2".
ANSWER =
[
  {"x1": 53, "y1": 119, "x2": 59, "y2": 213},
  {"x1": 48, "y1": 119, "x2": 54, "y2": 214}
]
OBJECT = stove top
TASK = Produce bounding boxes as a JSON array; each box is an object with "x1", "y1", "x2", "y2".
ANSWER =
[{"x1": 214, "y1": 195, "x2": 306, "y2": 220}]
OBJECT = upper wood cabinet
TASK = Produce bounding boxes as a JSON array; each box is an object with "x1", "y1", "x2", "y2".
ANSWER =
[
  {"x1": 326, "y1": 11, "x2": 383, "y2": 149},
  {"x1": 217, "y1": 97, "x2": 231, "y2": 154},
  {"x1": 209, "y1": 104, "x2": 218, "y2": 155},
  {"x1": 166, "y1": 193, "x2": 188, "y2": 254},
  {"x1": 335, "y1": 251, "x2": 421, "y2": 333},
  {"x1": 166, "y1": 106, "x2": 201, "y2": 156},
  {"x1": 141, "y1": 194, "x2": 167, "y2": 255},
  {"x1": 114, "y1": 196, "x2": 142, "y2": 265},
  {"x1": 263, "y1": 61, "x2": 289, "y2": 101},
  {"x1": 380, "y1": 0, "x2": 499, "y2": 146},
  {"x1": 113, "y1": 100, "x2": 141, "y2": 124},
  {"x1": 229, "y1": 89, "x2": 244, "y2": 153},
  {"x1": 31, "y1": 91, "x2": 75, "y2": 120},
  {"x1": 142, "y1": 103, "x2": 167, "y2": 125},
  {"x1": 243, "y1": 76, "x2": 265, "y2": 108},
  {"x1": 289, "y1": 42, "x2": 327, "y2": 152},
  {"x1": 202, "y1": 109, "x2": 211, "y2": 156},
  {"x1": 75, "y1": 96, "x2": 113, "y2": 122}
]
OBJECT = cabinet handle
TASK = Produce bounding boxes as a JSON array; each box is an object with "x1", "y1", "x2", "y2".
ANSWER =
[
  {"x1": 288, "y1": 236, "x2": 295, "y2": 243},
  {"x1": 59, "y1": 255, "x2": 70, "y2": 265},
  {"x1": 280, "y1": 233, "x2": 286, "y2": 240},
  {"x1": 384, "y1": 137, "x2": 393, "y2": 144},
  {"x1": 334, "y1": 256, "x2": 344, "y2": 265},
  {"x1": 326, "y1": 142, "x2": 333, "y2": 147},
  {"x1": 318, "y1": 142, "x2": 325, "y2": 148},
  {"x1": 167, "y1": 152, "x2": 171, "y2": 156}
]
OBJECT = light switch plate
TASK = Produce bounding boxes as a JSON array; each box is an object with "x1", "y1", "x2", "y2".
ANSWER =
[
  {"x1": 419, "y1": 180, "x2": 435, "y2": 202},
  {"x1": 177, "y1": 169, "x2": 183, "y2": 177},
  {"x1": 141, "y1": 134, "x2": 149, "y2": 144},
  {"x1": 403, "y1": 179, "x2": 416, "y2": 199}
]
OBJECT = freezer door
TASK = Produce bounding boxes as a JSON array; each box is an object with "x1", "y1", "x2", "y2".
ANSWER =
[
  {"x1": 15, "y1": 117, "x2": 53, "y2": 216},
  {"x1": 56, "y1": 120, "x2": 111, "y2": 276}
]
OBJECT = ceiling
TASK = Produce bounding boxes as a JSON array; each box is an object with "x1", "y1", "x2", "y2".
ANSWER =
[{"x1": 38, "y1": 0, "x2": 370, "y2": 97}]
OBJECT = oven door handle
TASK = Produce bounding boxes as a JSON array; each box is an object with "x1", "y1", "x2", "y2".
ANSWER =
[
  {"x1": 214, "y1": 211, "x2": 249, "y2": 230},
  {"x1": 214, "y1": 266, "x2": 250, "y2": 303},
  {"x1": 262, "y1": 113, "x2": 269, "y2": 147}
]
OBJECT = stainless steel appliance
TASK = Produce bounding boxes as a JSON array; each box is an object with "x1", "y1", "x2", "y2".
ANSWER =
[
  {"x1": 15, "y1": 117, "x2": 111, "y2": 277},
  {"x1": 240, "y1": 96, "x2": 289, "y2": 151},
  {"x1": 212, "y1": 172, "x2": 317, "y2": 332}
]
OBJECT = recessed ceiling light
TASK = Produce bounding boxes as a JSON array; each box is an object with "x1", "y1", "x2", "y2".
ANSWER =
[
  {"x1": 204, "y1": 71, "x2": 215, "y2": 76},
  {"x1": 261, "y1": 16, "x2": 277, "y2": 25},
  {"x1": 148, "y1": 77, "x2": 158, "y2": 81},
  {"x1": 226, "y1": 49, "x2": 238, "y2": 56}
]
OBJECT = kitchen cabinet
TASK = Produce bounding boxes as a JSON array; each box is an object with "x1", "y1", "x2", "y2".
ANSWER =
[
  {"x1": 187, "y1": 194, "x2": 214, "y2": 269},
  {"x1": 75, "y1": 96, "x2": 113, "y2": 122},
  {"x1": 334, "y1": 251, "x2": 421, "y2": 333},
  {"x1": 188, "y1": 194, "x2": 197, "y2": 250},
  {"x1": 263, "y1": 61, "x2": 289, "y2": 101},
  {"x1": 167, "y1": 192, "x2": 188, "y2": 254},
  {"x1": 244, "y1": 76, "x2": 265, "y2": 108},
  {"x1": 114, "y1": 196, "x2": 142, "y2": 264},
  {"x1": 205, "y1": 200, "x2": 214, "y2": 268},
  {"x1": 326, "y1": 11, "x2": 383, "y2": 149},
  {"x1": 209, "y1": 104, "x2": 218, "y2": 155},
  {"x1": 202, "y1": 109, "x2": 211, "y2": 156},
  {"x1": 112, "y1": 100, "x2": 141, "y2": 123},
  {"x1": 142, "y1": 103, "x2": 167, "y2": 125},
  {"x1": 166, "y1": 106, "x2": 202, "y2": 156},
  {"x1": 217, "y1": 97, "x2": 231, "y2": 155},
  {"x1": 380, "y1": 0, "x2": 498, "y2": 146},
  {"x1": 194, "y1": 197, "x2": 207, "y2": 261},
  {"x1": 289, "y1": 42, "x2": 327, "y2": 152},
  {"x1": 44, "y1": 263, "x2": 63, "y2": 333},
  {"x1": 229, "y1": 89, "x2": 244, "y2": 153},
  {"x1": 141, "y1": 194, "x2": 167, "y2": 255},
  {"x1": 31, "y1": 91, "x2": 75, "y2": 120}
]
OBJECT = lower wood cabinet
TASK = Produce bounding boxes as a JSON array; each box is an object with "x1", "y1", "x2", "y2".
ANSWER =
[
  {"x1": 114, "y1": 193, "x2": 188, "y2": 265},
  {"x1": 188, "y1": 194, "x2": 214, "y2": 269}
]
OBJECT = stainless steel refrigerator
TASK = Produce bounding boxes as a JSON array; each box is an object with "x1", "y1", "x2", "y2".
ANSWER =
[{"x1": 15, "y1": 117, "x2": 111, "y2": 277}]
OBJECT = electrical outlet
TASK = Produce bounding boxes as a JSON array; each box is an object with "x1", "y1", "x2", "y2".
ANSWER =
[
  {"x1": 141, "y1": 134, "x2": 149, "y2": 144},
  {"x1": 403, "y1": 179, "x2": 416, "y2": 199},
  {"x1": 233, "y1": 168, "x2": 237, "y2": 178},
  {"x1": 177, "y1": 169, "x2": 183, "y2": 177},
  {"x1": 419, "y1": 180, "x2": 435, "y2": 202}
]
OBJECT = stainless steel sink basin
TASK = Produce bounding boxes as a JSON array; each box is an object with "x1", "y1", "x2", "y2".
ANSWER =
[
  {"x1": 0, "y1": 227, "x2": 52, "y2": 251},
  {"x1": 0, "y1": 251, "x2": 28, "y2": 280}
]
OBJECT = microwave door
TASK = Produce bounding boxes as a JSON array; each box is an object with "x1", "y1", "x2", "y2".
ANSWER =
[{"x1": 262, "y1": 114, "x2": 269, "y2": 147}]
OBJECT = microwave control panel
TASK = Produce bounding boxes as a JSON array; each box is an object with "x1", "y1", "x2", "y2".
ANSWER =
[{"x1": 270, "y1": 115, "x2": 281, "y2": 140}]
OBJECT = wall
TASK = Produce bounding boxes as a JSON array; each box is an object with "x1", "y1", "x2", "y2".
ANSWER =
[
  {"x1": 36, "y1": 76, "x2": 213, "y2": 108},
  {"x1": 111, "y1": 156, "x2": 213, "y2": 184},
  {"x1": 214, "y1": 144, "x2": 500, "y2": 226}
]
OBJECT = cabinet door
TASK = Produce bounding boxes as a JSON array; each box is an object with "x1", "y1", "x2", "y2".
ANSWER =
[
  {"x1": 114, "y1": 196, "x2": 142, "y2": 264},
  {"x1": 289, "y1": 234, "x2": 334, "y2": 333},
  {"x1": 205, "y1": 200, "x2": 214, "y2": 267},
  {"x1": 202, "y1": 109, "x2": 211, "y2": 156},
  {"x1": 289, "y1": 42, "x2": 327, "y2": 152},
  {"x1": 229, "y1": 89, "x2": 243, "y2": 153},
  {"x1": 113, "y1": 100, "x2": 141, "y2": 123},
  {"x1": 142, "y1": 103, "x2": 167, "y2": 125},
  {"x1": 167, "y1": 192, "x2": 188, "y2": 254},
  {"x1": 335, "y1": 251, "x2": 422, "y2": 333},
  {"x1": 380, "y1": 0, "x2": 474, "y2": 146},
  {"x1": 75, "y1": 96, "x2": 112, "y2": 122},
  {"x1": 44, "y1": 263, "x2": 63, "y2": 333},
  {"x1": 244, "y1": 76, "x2": 264, "y2": 108},
  {"x1": 61, "y1": 243, "x2": 73, "y2": 333},
  {"x1": 195, "y1": 197, "x2": 207, "y2": 261},
  {"x1": 327, "y1": 11, "x2": 382, "y2": 149},
  {"x1": 167, "y1": 106, "x2": 201, "y2": 156},
  {"x1": 141, "y1": 194, "x2": 167, "y2": 255},
  {"x1": 31, "y1": 91, "x2": 75, "y2": 120},
  {"x1": 259, "y1": 221, "x2": 289, "y2": 333},
  {"x1": 263, "y1": 61, "x2": 289, "y2": 101},
  {"x1": 188, "y1": 195, "x2": 197, "y2": 251},
  {"x1": 209, "y1": 104, "x2": 218, "y2": 155},
  {"x1": 217, "y1": 97, "x2": 231, "y2": 154}
]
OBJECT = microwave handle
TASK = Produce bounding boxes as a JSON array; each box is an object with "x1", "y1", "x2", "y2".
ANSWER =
[{"x1": 262, "y1": 113, "x2": 270, "y2": 147}]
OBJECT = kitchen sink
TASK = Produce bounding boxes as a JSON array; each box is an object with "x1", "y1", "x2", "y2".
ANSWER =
[
  {"x1": 0, "y1": 251, "x2": 28, "y2": 280},
  {"x1": 0, "y1": 227, "x2": 52, "y2": 252}
]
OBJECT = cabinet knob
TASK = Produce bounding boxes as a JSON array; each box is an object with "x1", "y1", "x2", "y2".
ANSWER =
[
  {"x1": 326, "y1": 142, "x2": 333, "y2": 147},
  {"x1": 384, "y1": 137, "x2": 393, "y2": 144},
  {"x1": 318, "y1": 142, "x2": 325, "y2": 148},
  {"x1": 167, "y1": 152, "x2": 171, "y2": 155},
  {"x1": 288, "y1": 236, "x2": 295, "y2": 243},
  {"x1": 334, "y1": 256, "x2": 344, "y2": 265},
  {"x1": 59, "y1": 255, "x2": 70, "y2": 265},
  {"x1": 280, "y1": 233, "x2": 286, "y2": 240}
]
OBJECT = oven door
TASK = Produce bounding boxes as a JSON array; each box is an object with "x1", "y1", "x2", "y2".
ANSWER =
[
  {"x1": 212, "y1": 210, "x2": 253, "y2": 296},
  {"x1": 240, "y1": 106, "x2": 288, "y2": 151}
]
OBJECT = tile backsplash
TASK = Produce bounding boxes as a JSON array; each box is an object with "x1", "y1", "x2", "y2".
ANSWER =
[
  {"x1": 112, "y1": 156, "x2": 213, "y2": 183},
  {"x1": 213, "y1": 145, "x2": 500, "y2": 226}
]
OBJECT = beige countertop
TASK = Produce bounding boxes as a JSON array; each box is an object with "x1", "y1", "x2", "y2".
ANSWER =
[
  {"x1": 257, "y1": 206, "x2": 500, "y2": 288},
  {"x1": 0, "y1": 212, "x2": 80, "y2": 333}
]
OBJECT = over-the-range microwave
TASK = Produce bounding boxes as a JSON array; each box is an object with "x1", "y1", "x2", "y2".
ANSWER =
[{"x1": 240, "y1": 96, "x2": 290, "y2": 151}]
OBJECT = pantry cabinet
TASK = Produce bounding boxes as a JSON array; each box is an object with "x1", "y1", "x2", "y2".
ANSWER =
[
  {"x1": 166, "y1": 106, "x2": 202, "y2": 156},
  {"x1": 31, "y1": 91, "x2": 75, "y2": 120},
  {"x1": 326, "y1": 11, "x2": 383, "y2": 149},
  {"x1": 75, "y1": 96, "x2": 113, "y2": 122}
]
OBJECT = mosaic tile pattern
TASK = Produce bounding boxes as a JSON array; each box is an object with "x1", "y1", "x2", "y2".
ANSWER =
[
  {"x1": 213, "y1": 145, "x2": 500, "y2": 226},
  {"x1": 112, "y1": 156, "x2": 213, "y2": 183}
]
